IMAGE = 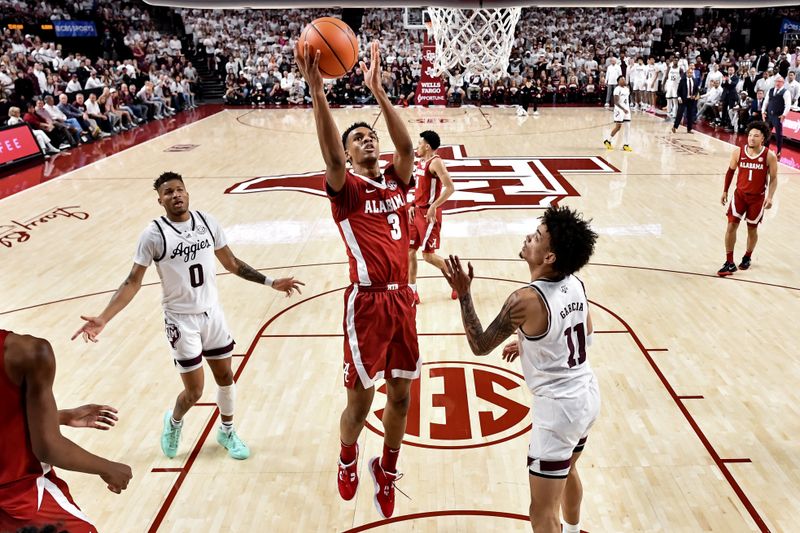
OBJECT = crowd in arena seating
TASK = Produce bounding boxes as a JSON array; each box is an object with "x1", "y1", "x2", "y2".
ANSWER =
[
  {"x1": 3, "y1": 1, "x2": 800, "y2": 147},
  {"x1": 1, "y1": 0, "x2": 198, "y2": 156}
]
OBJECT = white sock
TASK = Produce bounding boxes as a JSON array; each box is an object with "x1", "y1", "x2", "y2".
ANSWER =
[
  {"x1": 410, "y1": 283, "x2": 417, "y2": 293},
  {"x1": 562, "y1": 521, "x2": 580, "y2": 533},
  {"x1": 170, "y1": 416, "x2": 183, "y2": 428},
  {"x1": 220, "y1": 420, "x2": 234, "y2": 434},
  {"x1": 623, "y1": 122, "x2": 630, "y2": 145}
]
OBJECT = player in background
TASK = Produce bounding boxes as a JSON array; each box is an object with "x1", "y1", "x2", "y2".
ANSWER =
[
  {"x1": 296, "y1": 40, "x2": 419, "y2": 519},
  {"x1": 0, "y1": 330, "x2": 132, "y2": 532},
  {"x1": 718, "y1": 121, "x2": 778, "y2": 276},
  {"x1": 603, "y1": 76, "x2": 632, "y2": 152},
  {"x1": 645, "y1": 57, "x2": 659, "y2": 112},
  {"x1": 72, "y1": 172, "x2": 304, "y2": 460},
  {"x1": 664, "y1": 59, "x2": 681, "y2": 119},
  {"x1": 628, "y1": 56, "x2": 647, "y2": 111},
  {"x1": 408, "y1": 130, "x2": 456, "y2": 303},
  {"x1": 443, "y1": 206, "x2": 601, "y2": 533}
]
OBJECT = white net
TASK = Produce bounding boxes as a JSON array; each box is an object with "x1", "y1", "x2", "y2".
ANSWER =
[{"x1": 426, "y1": 7, "x2": 522, "y2": 82}]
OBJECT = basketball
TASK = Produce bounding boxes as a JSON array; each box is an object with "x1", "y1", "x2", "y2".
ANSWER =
[{"x1": 297, "y1": 17, "x2": 359, "y2": 79}]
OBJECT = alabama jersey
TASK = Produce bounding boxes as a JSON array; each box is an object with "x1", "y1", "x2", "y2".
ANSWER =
[
  {"x1": 736, "y1": 146, "x2": 769, "y2": 195},
  {"x1": 517, "y1": 275, "x2": 596, "y2": 398},
  {"x1": 327, "y1": 165, "x2": 411, "y2": 286},
  {"x1": 134, "y1": 211, "x2": 226, "y2": 314},
  {"x1": 413, "y1": 155, "x2": 442, "y2": 207},
  {"x1": 613, "y1": 85, "x2": 631, "y2": 122}
]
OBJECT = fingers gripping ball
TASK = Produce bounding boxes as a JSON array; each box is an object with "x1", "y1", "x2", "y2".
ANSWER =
[{"x1": 297, "y1": 17, "x2": 359, "y2": 79}]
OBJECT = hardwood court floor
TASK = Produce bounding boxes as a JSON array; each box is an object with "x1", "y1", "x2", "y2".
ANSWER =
[{"x1": 1, "y1": 106, "x2": 798, "y2": 532}]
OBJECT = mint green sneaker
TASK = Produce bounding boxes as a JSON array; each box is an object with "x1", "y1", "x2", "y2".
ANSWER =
[
  {"x1": 216, "y1": 426, "x2": 250, "y2": 460},
  {"x1": 161, "y1": 410, "x2": 181, "y2": 459}
]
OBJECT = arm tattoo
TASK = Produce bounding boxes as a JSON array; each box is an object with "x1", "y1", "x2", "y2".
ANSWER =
[
  {"x1": 234, "y1": 258, "x2": 266, "y2": 285},
  {"x1": 459, "y1": 292, "x2": 525, "y2": 356}
]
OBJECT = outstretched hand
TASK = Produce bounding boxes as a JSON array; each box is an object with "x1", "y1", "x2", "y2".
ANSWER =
[
  {"x1": 502, "y1": 340, "x2": 520, "y2": 363},
  {"x1": 272, "y1": 277, "x2": 305, "y2": 297},
  {"x1": 295, "y1": 41, "x2": 323, "y2": 92},
  {"x1": 442, "y1": 255, "x2": 474, "y2": 298},
  {"x1": 61, "y1": 404, "x2": 119, "y2": 430},
  {"x1": 71, "y1": 315, "x2": 107, "y2": 343},
  {"x1": 359, "y1": 41, "x2": 383, "y2": 95}
]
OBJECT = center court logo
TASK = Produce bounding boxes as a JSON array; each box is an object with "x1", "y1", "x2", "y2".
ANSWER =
[
  {"x1": 364, "y1": 361, "x2": 531, "y2": 449},
  {"x1": 224, "y1": 146, "x2": 619, "y2": 214}
]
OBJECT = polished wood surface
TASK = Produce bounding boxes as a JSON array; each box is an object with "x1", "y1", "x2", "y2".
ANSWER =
[{"x1": 1, "y1": 107, "x2": 798, "y2": 532}]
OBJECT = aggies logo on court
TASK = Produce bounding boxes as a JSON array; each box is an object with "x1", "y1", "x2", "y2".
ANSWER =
[{"x1": 224, "y1": 146, "x2": 620, "y2": 214}]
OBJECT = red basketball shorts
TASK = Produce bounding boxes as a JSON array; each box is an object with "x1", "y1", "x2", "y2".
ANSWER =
[
  {"x1": 0, "y1": 472, "x2": 95, "y2": 532},
  {"x1": 727, "y1": 189, "x2": 765, "y2": 225},
  {"x1": 408, "y1": 206, "x2": 443, "y2": 254},
  {"x1": 341, "y1": 284, "x2": 420, "y2": 389}
]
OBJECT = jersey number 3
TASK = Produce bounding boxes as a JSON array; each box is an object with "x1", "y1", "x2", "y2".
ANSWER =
[
  {"x1": 189, "y1": 264, "x2": 204, "y2": 288},
  {"x1": 564, "y1": 323, "x2": 587, "y2": 367},
  {"x1": 387, "y1": 213, "x2": 402, "y2": 241}
]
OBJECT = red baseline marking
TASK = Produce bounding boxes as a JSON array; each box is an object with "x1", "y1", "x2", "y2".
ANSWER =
[
  {"x1": 647, "y1": 348, "x2": 669, "y2": 352},
  {"x1": 193, "y1": 402, "x2": 216, "y2": 407},
  {"x1": 587, "y1": 299, "x2": 769, "y2": 532},
  {"x1": 342, "y1": 509, "x2": 532, "y2": 533},
  {"x1": 677, "y1": 396, "x2": 705, "y2": 400},
  {"x1": 722, "y1": 459, "x2": 753, "y2": 464},
  {"x1": 151, "y1": 468, "x2": 183, "y2": 473}
]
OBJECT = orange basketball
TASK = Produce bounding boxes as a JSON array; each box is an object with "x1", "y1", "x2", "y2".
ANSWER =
[{"x1": 297, "y1": 17, "x2": 359, "y2": 79}]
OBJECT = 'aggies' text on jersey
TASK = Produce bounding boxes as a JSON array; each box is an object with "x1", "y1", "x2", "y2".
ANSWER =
[{"x1": 134, "y1": 211, "x2": 226, "y2": 314}]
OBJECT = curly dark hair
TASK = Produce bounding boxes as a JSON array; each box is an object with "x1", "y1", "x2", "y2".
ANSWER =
[
  {"x1": 341, "y1": 122, "x2": 377, "y2": 150},
  {"x1": 746, "y1": 120, "x2": 770, "y2": 143},
  {"x1": 419, "y1": 130, "x2": 441, "y2": 150},
  {"x1": 153, "y1": 171, "x2": 184, "y2": 191},
  {"x1": 541, "y1": 206, "x2": 598, "y2": 276}
]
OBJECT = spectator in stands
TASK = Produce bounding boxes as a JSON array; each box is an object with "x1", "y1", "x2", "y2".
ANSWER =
[
  {"x1": 85, "y1": 71, "x2": 105, "y2": 91},
  {"x1": 23, "y1": 100, "x2": 71, "y2": 149},
  {"x1": 605, "y1": 57, "x2": 622, "y2": 108},
  {"x1": 785, "y1": 71, "x2": 800, "y2": 105},
  {"x1": 743, "y1": 66, "x2": 758, "y2": 99},
  {"x1": 85, "y1": 92, "x2": 115, "y2": 133},
  {"x1": 763, "y1": 75, "x2": 792, "y2": 158},
  {"x1": 8, "y1": 105, "x2": 61, "y2": 154},
  {"x1": 698, "y1": 79, "x2": 723, "y2": 123},
  {"x1": 117, "y1": 84, "x2": 147, "y2": 122}
]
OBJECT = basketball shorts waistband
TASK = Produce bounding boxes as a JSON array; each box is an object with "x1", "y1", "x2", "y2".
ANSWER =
[{"x1": 354, "y1": 283, "x2": 408, "y2": 292}]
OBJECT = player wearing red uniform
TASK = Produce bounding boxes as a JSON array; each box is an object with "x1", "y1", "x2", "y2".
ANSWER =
[
  {"x1": 408, "y1": 130, "x2": 456, "y2": 303},
  {"x1": 0, "y1": 330, "x2": 131, "y2": 532},
  {"x1": 718, "y1": 121, "x2": 778, "y2": 276},
  {"x1": 296, "y1": 41, "x2": 418, "y2": 519}
]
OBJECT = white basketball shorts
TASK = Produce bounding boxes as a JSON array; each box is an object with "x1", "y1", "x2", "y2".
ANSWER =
[
  {"x1": 527, "y1": 378, "x2": 601, "y2": 478},
  {"x1": 163, "y1": 303, "x2": 235, "y2": 373},
  {"x1": 613, "y1": 108, "x2": 631, "y2": 123}
]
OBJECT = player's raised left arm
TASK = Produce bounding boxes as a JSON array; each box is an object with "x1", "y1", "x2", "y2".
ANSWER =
[
  {"x1": 765, "y1": 151, "x2": 778, "y2": 209},
  {"x1": 215, "y1": 245, "x2": 304, "y2": 296},
  {"x1": 360, "y1": 41, "x2": 414, "y2": 183}
]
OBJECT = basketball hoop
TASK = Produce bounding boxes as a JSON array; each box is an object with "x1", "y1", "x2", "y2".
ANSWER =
[{"x1": 425, "y1": 7, "x2": 521, "y2": 82}]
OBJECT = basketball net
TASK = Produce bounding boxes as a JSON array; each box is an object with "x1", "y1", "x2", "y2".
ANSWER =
[{"x1": 425, "y1": 7, "x2": 521, "y2": 82}]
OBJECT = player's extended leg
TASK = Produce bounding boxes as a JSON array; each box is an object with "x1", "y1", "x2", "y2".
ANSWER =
[
  {"x1": 529, "y1": 472, "x2": 568, "y2": 533},
  {"x1": 561, "y1": 451, "x2": 584, "y2": 533},
  {"x1": 718, "y1": 220, "x2": 740, "y2": 276},
  {"x1": 369, "y1": 377, "x2": 412, "y2": 518},
  {"x1": 408, "y1": 248, "x2": 420, "y2": 305},
  {"x1": 740, "y1": 224, "x2": 759, "y2": 270},
  {"x1": 338, "y1": 380, "x2": 375, "y2": 500},
  {"x1": 622, "y1": 121, "x2": 632, "y2": 151},
  {"x1": 207, "y1": 357, "x2": 249, "y2": 459},
  {"x1": 162, "y1": 367, "x2": 204, "y2": 458},
  {"x1": 604, "y1": 123, "x2": 621, "y2": 149}
]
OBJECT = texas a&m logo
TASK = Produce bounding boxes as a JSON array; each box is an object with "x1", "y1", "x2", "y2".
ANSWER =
[
  {"x1": 365, "y1": 361, "x2": 531, "y2": 449},
  {"x1": 225, "y1": 146, "x2": 619, "y2": 214}
]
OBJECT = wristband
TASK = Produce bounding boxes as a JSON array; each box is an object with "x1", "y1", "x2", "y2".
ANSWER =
[{"x1": 263, "y1": 277, "x2": 274, "y2": 287}]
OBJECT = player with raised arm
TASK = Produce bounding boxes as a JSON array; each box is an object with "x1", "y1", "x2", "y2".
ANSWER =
[
  {"x1": 296, "y1": 40, "x2": 418, "y2": 519},
  {"x1": 443, "y1": 206, "x2": 601, "y2": 533},
  {"x1": 72, "y1": 172, "x2": 304, "y2": 460}
]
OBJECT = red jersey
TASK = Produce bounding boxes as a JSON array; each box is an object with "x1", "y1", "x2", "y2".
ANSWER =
[
  {"x1": 736, "y1": 146, "x2": 769, "y2": 195},
  {"x1": 0, "y1": 329, "x2": 47, "y2": 520},
  {"x1": 328, "y1": 165, "x2": 411, "y2": 286},
  {"x1": 412, "y1": 155, "x2": 442, "y2": 207}
]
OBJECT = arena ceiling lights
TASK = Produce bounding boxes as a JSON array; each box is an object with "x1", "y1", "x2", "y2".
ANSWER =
[{"x1": 142, "y1": 1, "x2": 800, "y2": 8}]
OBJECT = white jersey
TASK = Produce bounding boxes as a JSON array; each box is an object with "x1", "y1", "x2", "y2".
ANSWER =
[
  {"x1": 517, "y1": 275, "x2": 596, "y2": 399},
  {"x1": 646, "y1": 64, "x2": 658, "y2": 89},
  {"x1": 134, "y1": 211, "x2": 227, "y2": 314},
  {"x1": 613, "y1": 85, "x2": 631, "y2": 121},
  {"x1": 667, "y1": 67, "x2": 681, "y2": 84}
]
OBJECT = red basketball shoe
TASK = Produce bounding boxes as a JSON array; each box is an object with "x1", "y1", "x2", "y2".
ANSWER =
[
  {"x1": 368, "y1": 456, "x2": 403, "y2": 518},
  {"x1": 337, "y1": 444, "x2": 359, "y2": 501}
]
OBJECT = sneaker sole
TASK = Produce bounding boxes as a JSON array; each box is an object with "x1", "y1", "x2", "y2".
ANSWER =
[
  {"x1": 717, "y1": 271, "x2": 734, "y2": 277},
  {"x1": 738, "y1": 265, "x2": 750, "y2": 270},
  {"x1": 368, "y1": 457, "x2": 390, "y2": 519}
]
